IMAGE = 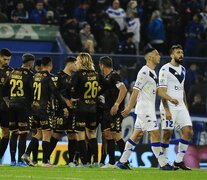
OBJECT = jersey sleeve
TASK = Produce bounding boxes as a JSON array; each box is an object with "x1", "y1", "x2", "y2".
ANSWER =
[
  {"x1": 158, "y1": 66, "x2": 168, "y2": 87},
  {"x1": 111, "y1": 72, "x2": 124, "y2": 88},
  {"x1": 133, "y1": 70, "x2": 148, "y2": 90}
]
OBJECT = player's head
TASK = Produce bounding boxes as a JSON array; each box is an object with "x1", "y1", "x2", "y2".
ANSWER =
[
  {"x1": 64, "y1": 56, "x2": 77, "y2": 72},
  {"x1": 34, "y1": 59, "x2": 41, "y2": 72},
  {"x1": 22, "y1": 53, "x2": 35, "y2": 70},
  {"x1": 99, "y1": 56, "x2": 113, "y2": 74},
  {"x1": 144, "y1": 47, "x2": 160, "y2": 65},
  {"x1": 170, "y1": 44, "x2": 184, "y2": 65},
  {"x1": 0, "y1": 48, "x2": 12, "y2": 67},
  {"x1": 41, "y1": 56, "x2": 53, "y2": 72},
  {"x1": 76, "y1": 52, "x2": 95, "y2": 71}
]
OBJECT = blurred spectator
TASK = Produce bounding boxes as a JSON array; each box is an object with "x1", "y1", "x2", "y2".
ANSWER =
[
  {"x1": 11, "y1": 1, "x2": 29, "y2": 23},
  {"x1": 43, "y1": 10, "x2": 58, "y2": 25},
  {"x1": 99, "y1": 24, "x2": 119, "y2": 54},
  {"x1": 105, "y1": 0, "x2": 126, "y2": 31},
  {"x1": 127, "y1": 11, "x2": 141, "y2": 54},
  {"x1": 147, "y1": 10, "x2": 165, "y2": 54},
  {"x1": 187, "y1": 74, "x2": 207, "y2": 106},
  {"x1": 79, "y1": 23, "x2": 97, "y2": 49},
  {"x1": 60, "y1": 18, "x2": 82, "y2": 53},
  {"x1": 200, "y1": 4, "x2": 207, "y2": 29},
  {"x1": 189, "y1": 93, "x2": 206, "y2": 115},
  {"x1": 126, "y1": 0, "x2": 137, "y2": 17},
  {"x1": 29, "y1": 0, "x2": 47, "y2": 24},
  {"x1": 0, "y1": 11, "x2": 8, "y2": 22},
  {"x1": 118, "y1": 32, "x2": 136, "y2": 55},
  {"x1": 197, "y1": 30, "x2": 207, "y2": 57},
  {"x1": 73, "y1": 0, "x2": 90, "y2": 22},
  {"x1": 82, "y1": 39, "x2": 95, "y2": 54},
  {"x1": 184, "y1": 13, "x2": 204, "y2": 56}
]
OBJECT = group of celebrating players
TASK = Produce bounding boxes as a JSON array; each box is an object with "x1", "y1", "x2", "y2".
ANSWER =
[{"x1": 0, "y1": 45, "x2": 193, "y2": 170}]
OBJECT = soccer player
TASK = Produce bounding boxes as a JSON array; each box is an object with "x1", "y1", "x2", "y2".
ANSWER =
[
  {"x1": 159, "y1": 44, "x2": 193, "y2": 170},
  {"x1": 116, "y1": 47, "x2": 178, "y2": 170},
  {"x1": 22, "y1": 56, "x2": 68, "y2": 167},
  {"x1": 4, "y1": 53, "x2": 35, "y2": 166},
  {"x1": 0, "y1": 48, "x2": 12, "y2": 164},
  {"x1": 70, "y1": 52, "x2": 104, "y2": 167},
  {"x1": 99, "y1": 56, "x2": 127, "y2": 168},
  {"x1": 49, "y1": 56, "x2": 78, "y2": 167}
]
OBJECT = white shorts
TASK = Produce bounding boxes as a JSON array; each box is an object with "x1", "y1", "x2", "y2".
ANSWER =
[
  {"x1": 160, "y1": 106, "x2": 192, "y2": 130},
  {"x1": 134, "y1": 112, "x2": 159, "y2": 132}
]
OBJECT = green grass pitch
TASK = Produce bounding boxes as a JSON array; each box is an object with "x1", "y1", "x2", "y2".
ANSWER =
[{"x1": 0, "y1": 166, "x2": 206, "y2": 180}]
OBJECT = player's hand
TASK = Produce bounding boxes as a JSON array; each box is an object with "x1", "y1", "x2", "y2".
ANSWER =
[
  {"x1": 165, "y1": 108, "x2": 172, "y2": 120},
  {"x1": 63, "y1": 108, "x2": 69, "y2": 118},
  {"x1": 110, "y1": 103, "x2": 119, "y2": 116},
  {"x1": 65, "y1": 99, "x2": 73, "y2": 108},
  {"x1": 121, "y1": 107, "x2": 131, "y2": 117},
  {"x1": 169, "y1": 98, "x2": 179, "y2": 106}
]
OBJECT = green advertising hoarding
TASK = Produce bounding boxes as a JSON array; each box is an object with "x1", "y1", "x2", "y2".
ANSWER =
[{"x1": 0, "y1": 23, "x2": 58, "y2": 41}]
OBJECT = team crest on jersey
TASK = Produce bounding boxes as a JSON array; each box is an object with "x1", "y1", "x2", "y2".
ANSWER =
[
  {"x1": 161, "y1": 73, "x2": 165, "y2": 77},
  {"x1": 43, "y1": 73, "x2": 47, "y2": 77},
  {"x1": 24, "y1": 71, "x2": 28, "y2": 75},
  {"x1": 6, "y1": 71, "x2": 10, "y2": 76},
  {"x1": 1, "y1": 77, "x2": 4, "y2": 83}
]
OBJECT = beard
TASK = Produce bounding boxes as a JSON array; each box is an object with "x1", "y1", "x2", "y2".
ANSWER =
[{"x1": 175, "y1": 58, "x2": 183, "y2": 64}]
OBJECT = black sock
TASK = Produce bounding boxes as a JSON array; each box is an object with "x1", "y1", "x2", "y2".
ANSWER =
[
  {"x1": 26, "y1": 137, "x2": 38, "y2": 155},
  {"x1": 32, "y1": 138, "x2": 39, "y2": 163},
  {"x1": 87, "y1": 141, "x2": 91, "y2": 163},
  {"x1": 116, "y1": 138, "x2": 125, "y2": 154},
  {"x1": 18, "y1": 133, "x2": 27, "y2": 162},
  {"x1": 10, "y1": 133, "x2": 18, "y2": 162},
  {"x1": 42, "y1": 141, "x2": 50, "y2": 164},
  {"x1": 78, "y1": 140, "x2": 87, "y2": 165},
  {"x1": 88, "y1": 138, "x2": 98, "y2": 163},
  {"x1": 0, "y1": 137, "x2": 9, "y2": 159},
  {"x1": 50, "y1": 137, "x2": 59, "y2": 156},
  {"x1": 68, "y1": 139, "x2": 77, "y2": 163},
  {"x1": 100, "y1": 140, "x2": 106, "y2": 164},
  {"x1": 107, "y1": 139, "x2": 115, "y2": 165}
]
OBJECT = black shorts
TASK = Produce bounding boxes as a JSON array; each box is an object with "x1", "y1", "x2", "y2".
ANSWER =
[
  {"x1": 104, "y1": 110, "x2": 123, "y2": 132},
  {"x1": 67, "y1": 109, "x2": 78, "y2": 133},
  {"x1": 53, "y1": 109, "x2": 69, "y2": 131},
  {"x1": 9, "y1": 104, "x2": 30, "y2": 132},
  {"x1": 0, "y1": 109, "x2": 10, "y2": 128},
  {"x1": 97, "y1": 104, "x2": 111, "y2": 132},
  {"x1": 33, "y1": 109, "x2": 53, "y2": 130}
]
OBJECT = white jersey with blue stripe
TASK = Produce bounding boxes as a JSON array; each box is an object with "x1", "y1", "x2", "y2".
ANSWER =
[
  {"x1": 159, "y1": 62, "x2": 186, "y2": 108},
  {"x1": 133, "y1": 65, "x2": 158, "y2": 114}
]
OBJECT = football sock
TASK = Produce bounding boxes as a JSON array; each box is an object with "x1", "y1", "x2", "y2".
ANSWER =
[
  {"x1": 68, "y1": 139, "x2": 77, "y2": 163},
  {"x1": 78, "y1": 140, "x2": 87, "y2": 165},
  {"x1": 175, "y1": 139, "x2": 189, "y2": 163},
  {"x1": 107, "y1": 139, "x2": 115, "y2": 165},
  {"x1": 151, "y1": 142, "x2": 166, "y2": 167},
  {"x1": 32, "y1": 138, "x2": 39, "y2": 163},
  {"x1": 88, "y1": 138, "x2": 98, "y2": 163},
  {"x1": 0, "y1": 137, "x2": 9, "y2": 159},
  {"x1": 50, "y1": 136, "x2": 59, "y2": 156},
  {"x1": 42, "y1": 141, "x2": 50, "y2": 164},
  {"x1": 10, "y1": 133, "x2": 18, "y2": 162},
  {"x1": 116, "y1": 138, "x2": 125, "y2": 153},
  {"x1": 26, "y1": 137, "x2": 38, "y2": 155},
  {"x1": 120, "y1": 138, "x2": 136, "y2": 163},
  {"x1": 161, "y1": 143, "x2": 169, "y2": 158},
  {"x1": 18, "y1": 133, "x2": 27, "y2": 162}
]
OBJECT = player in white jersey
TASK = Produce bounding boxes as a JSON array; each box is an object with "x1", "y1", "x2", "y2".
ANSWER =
[
  {"x1": 116, "y1": 47, "x2": 178, "y2": 170},
  {"x1": 159, "y1": 44, "x2": 193, "y2": 170}
]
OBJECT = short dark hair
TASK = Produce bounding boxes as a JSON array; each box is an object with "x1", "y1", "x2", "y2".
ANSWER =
[
  {"x1": 169, "y1": 44, "x2": 183, "y2": 55},
  {"x1": 22, "y1": 53, "x2": 35, "y2": 64},
  {"x1": 41, "y1": 56, "x2": 52, "y2": 66},
  {"x1": 144, "y1": 47, "x2": 156, "y2": 55},
  {"x1": 0, "y1": 48, "x2": 12, "y2": 57},
  {"x1": 64, "y1": 56, "x2": 76, "y2": 66},
  {"x1": 35, "y1": 59, "x2": 41, "y2": 66},
  {"x1": 99, "y1": 56, "x2": 113, "y2": 68}
]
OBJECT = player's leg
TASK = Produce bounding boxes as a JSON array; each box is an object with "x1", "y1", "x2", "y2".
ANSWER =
[
  {"x1": 76, "y1": 131, "x2": 87, "y2": 166},
  {"x1": 42, "y1": 129, "x2": 52, "y2": 166},
  {"x1": 174, "y1": 108, "x2": 193, "y2": 170},
  {"x1": 67, "y1": 132, "x2": 78, "y2": 167},
  {"x1": 49, "y1": 131, "x2": 61, "y2": 157}
]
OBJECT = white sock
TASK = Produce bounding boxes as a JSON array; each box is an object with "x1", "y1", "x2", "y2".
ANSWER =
[
  {"x1": 175, "y1": 139, "x2": 189, "y2": 163},
  {"x1": 119, "y1": 138, "x2": 137, "y2": 163},
  {"x1": 151, "y1": 142, "x2": 166, "y2": 167},
  {"x1": 161, "y1": 143, "x2": 169, "y2": 158}
]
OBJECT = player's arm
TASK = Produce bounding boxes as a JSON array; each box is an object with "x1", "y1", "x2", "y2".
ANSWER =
[
  {"x1": 157, "y1": 87, "x2": 178, "y2": 105},
  {"x1": 110, "y1": 82, "x2": 127, "y2": 116},
  {"x1": 121, "y1": 88, "x2": 139, "y2": 117}
]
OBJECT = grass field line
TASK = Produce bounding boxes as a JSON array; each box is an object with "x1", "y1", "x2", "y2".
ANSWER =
[{"x1": 0, "y1": 175, "x2": 83, "y2": 180}]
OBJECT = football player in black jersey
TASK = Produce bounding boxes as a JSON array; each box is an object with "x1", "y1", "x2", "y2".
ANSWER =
[
  {"x1": 99, "y1": 56, "x2": 127, "y2": 168},
  {"x1": 4, "y1": 53, "x2": 35, "y2": 166},
  {"x1": 49, "y1": 56, "x2": 78, "y2": 167},
  {"x1": 22, "y1": 57, "x2": 68, "y2": 167},
  {"x1": 71, "y1": 53, "x2": 105, "y2": 167},
  {"x1": 0, "y1": 48, "x2": 12, "y2": 165}
]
